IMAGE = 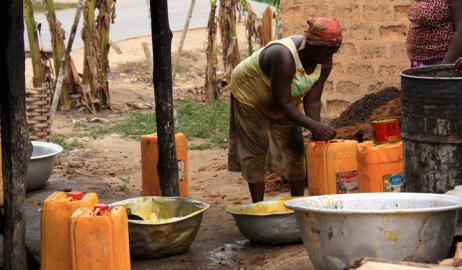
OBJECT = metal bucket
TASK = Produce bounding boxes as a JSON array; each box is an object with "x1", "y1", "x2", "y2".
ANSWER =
[
  {"x1": 26, "y1": 141, "x2": 63, "y2": 191},
  {"x1": 110, "y1": 196, "x2": 209, "y2": 259},
  {"x1": 400, "y1": 65, "x2": 462, "y2": 193},
  {"x1": 227, "y1": 199, "x2": 301, "y2": 245},
  {"x1": 285, "y1": 193, "x2": 462, "y2": 270}
]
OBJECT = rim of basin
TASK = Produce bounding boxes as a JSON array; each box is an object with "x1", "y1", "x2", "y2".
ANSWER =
[
  {"x1": 401, "y1": 64, "x2": 462, "y2": 80},
  {"x1": 227, "y1": 199, "x2": 295, "y2": 217},
  {"x1": 31, "y1": 141, "x2": 63, "y2": 160},
  {"x1": 285, "y1": 193, "x2": 462, "y2": 215},
  {"x1": 109, "y1": 196, "x2": 210, "y2": 225}
]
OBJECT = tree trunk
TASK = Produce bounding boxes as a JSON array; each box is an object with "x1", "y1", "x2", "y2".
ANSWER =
[
  {"x1": 149, "y1": 0, "x2": 180, "y2": 196},
  {"x1": 1, "y1": 0, "x2": 33, "y2": 269},
  {"x1": 97, "y1": 0, "x2": 114, "y2": 81},
  {"x1": 174, "y1": 0, "x2": 196, "y2": 72},
  {"x1": 205, "y1": 0, "x2": 218, "y2": 104},
  {"x1": 45, "y1": 0, "x2": 72, "y2": 109},
  {"x1": 97, "y1": 0, "x2": 115, "y2": 108},
  {"x1": 245, "y1": 4, "x2": 258, "y2": 56},
  {"x1": 219, "y1": 0, "x2": 238, "y2": 79},
  {"x1": 83, "y1": 0, "x2": 95, "y2": 84},
  {"x1": 24, "y1": 0, "x2": 46, "y2": 87}
]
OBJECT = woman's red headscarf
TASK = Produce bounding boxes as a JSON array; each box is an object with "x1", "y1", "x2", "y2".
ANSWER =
[{"x1": 299, "y1": 17, "x2": 343, "y2": 51}]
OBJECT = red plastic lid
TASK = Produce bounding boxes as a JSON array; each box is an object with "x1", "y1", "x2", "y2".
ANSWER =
[
  {"x1": 67, "y1": 191, "x2": 83, "y2": 200},
  {"x1": 94, "y1": 204, "x2": 109, "y2": 212}
]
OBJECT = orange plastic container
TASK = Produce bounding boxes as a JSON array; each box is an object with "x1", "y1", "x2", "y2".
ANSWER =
[
  {"x1": 357, "y1": 141, "x2": 403, "y2": 192},
  {"x1": 70, "y1": 205, "x2": 130, "y2": 270},
  {"x1": 41, "y1": 191, "x2": 98, "y2": 270},
  {"x1": 141, "y1": 133, "x2": 188, "y2": 196},
  {"x1": 306, "y1": 140, "x2": 359, "y2": 195}
]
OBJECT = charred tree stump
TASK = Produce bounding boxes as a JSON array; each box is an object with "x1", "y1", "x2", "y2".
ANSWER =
[
  {"x1": 1, "y1": 0, "x2": 33, "y2": 269},
  {"x1": 149, "y1": 0, "x2": 180, "y2": 196}
]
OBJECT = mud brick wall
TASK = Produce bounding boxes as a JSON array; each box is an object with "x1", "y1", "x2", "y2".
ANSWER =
[{"x1": 280, "y1": 0, "x2": 410, "y2": 118}]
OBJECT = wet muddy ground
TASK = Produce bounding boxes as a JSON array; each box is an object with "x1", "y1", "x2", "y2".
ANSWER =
[{"x1": 24, "y1": 176, "x2": 313, "y2": 270}]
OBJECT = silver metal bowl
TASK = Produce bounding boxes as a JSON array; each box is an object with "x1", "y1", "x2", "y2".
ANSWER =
[
  {"x1": 110, "y1": 196, "x2": 209, "y2": 259},
  {"x1": 26, "y1": 141, "x2": 63, "y2": 191},
  {"x1": 227, "y1": 200, "x2": 302, "y2": 245},
  {"x1": 285, "y1": 193, "x2": 462, "y2": 270}
]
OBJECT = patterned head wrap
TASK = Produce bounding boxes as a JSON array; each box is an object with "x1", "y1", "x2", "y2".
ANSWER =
[{"x1": 299, "y1": 17, "x2": 342, "y2": 51}]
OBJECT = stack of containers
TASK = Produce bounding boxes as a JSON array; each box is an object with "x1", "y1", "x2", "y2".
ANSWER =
[
  {"x1": 41, "y1": 192, "x2": 130, "y2": 270},
  {"x1": 357, "y1": 119, "x2": 403, "y2": 192},
  {"x1": 41, "y1": 191, "x2": 98, "y2": 270}
]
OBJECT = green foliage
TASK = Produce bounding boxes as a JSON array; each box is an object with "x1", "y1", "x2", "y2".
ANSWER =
[
  {"x1": 94, "y1": 99, "x2": 230, "y2": 149},
  {"x1": 50, "y1": 134, "x2": 82, "y2": 150}
]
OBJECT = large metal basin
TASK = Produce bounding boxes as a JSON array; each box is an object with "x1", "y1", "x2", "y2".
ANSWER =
[
  {"x1": 227, "y1": 198, "x2": 301, "y2": 245},
  {"x1": 285, "y1": 193, "x2": 462, "y2": 270},
  {"x1": 26, "y1": 141, "x2": 63, "y2": 191},
  {"x1": 110, "y1": 196, "x2": 209, "y2": 259}
]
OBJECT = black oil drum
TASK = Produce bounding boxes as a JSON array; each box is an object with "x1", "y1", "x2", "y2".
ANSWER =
[{"x1": 400, "y1": 64, "x2": 462, "y2": 193}]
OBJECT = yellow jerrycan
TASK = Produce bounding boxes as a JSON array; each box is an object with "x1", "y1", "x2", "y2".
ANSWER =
[
  {"x1": 41, "y1": 191, "x2": 98, "y2": 270},
  {"x1": 357, "y1": 141, "x2": 403, "y2": 192},
  {"x1": 141, "y1": 133, "x2": 188, "y2": 196},
  {"x1": 307, "y1": 140, "x2": 359, "y2": 195},
  {"x1": 70, "y1": 204, "x2": 131, "y2": 270}
]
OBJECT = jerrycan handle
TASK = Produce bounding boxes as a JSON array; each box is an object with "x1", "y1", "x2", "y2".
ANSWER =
[
  {"x1": 67, "y1": 191, "x2": 83, "y2": 201},
  {"x1": 94, "y1": 204, "x2": 109, "y2": 215}
]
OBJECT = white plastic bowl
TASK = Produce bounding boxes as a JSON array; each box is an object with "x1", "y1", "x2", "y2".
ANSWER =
[{"x1": 26, "y1": 141, "x2": 63, "y2": 191}]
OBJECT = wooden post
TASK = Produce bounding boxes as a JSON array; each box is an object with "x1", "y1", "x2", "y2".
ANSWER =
[
  {"x1": 142, "y1": 42, "x2": 153, "y2": 79},
  {"x1": 49, "y1": 0, "x2": 84, "y2": 130},
  {"x1": 1, "y1": 0, "x2": 33, "y2": 269},
  {"x1": 260, "y1": 6, "x2": 273, "y2": 46},
  {"x1": 204, "y1": 0, "x2": 218, "y2": 104},
  {"x1": 149, "y1": 0, "x2": 180, "y2": 196},
  {"x1": 24, "y1": 0, "x2": 46, "y2": 87},
  {"x1": 174, "y1": 0, "x2": 196, "y2": 71}
]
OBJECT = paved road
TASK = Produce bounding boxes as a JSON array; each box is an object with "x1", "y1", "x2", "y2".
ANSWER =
[{"x1": 26, "y1": 0, "x2": 268, "y2": 51}]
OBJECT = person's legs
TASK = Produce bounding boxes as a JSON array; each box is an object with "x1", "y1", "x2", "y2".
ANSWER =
[
  {"x1": 269, "y1": 121, "x2": 306, "y2": 196},
  {"x1": 248, "y1": 183, "x2": 265, "y2": 203},
  {"x1": 289, "y1": 180, "x2": 305, "y2": 197},
  {"x1": 228, "y1": 96, "x2": 270, "y2": 202}
]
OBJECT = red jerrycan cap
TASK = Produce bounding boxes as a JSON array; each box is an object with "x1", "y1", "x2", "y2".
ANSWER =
[
  {"x1": 94, "y1": 204, "x2": 109, "y2": 212},
  {"x1": 67, "y1": 191, "x2": 83, "y2": 200}
]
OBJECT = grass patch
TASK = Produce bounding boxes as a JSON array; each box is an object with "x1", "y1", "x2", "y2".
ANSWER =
[
  {"x1": 92, "y1": 99, "x2": 230, "y2": 149},
  {"x1": 32, "y1": 1, "x2": 78, "y2": 13},
  {"x1": 50, "y1": 134, "x2": 82, "y2": 150}
]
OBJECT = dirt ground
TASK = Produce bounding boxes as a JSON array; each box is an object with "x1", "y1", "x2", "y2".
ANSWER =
[{"x1": 22, "y1": 25, "x2": 315, "y2": 269}]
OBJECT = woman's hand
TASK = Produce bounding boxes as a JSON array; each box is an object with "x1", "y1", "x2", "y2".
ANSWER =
[
  {"x1": 455, "y1": 57, "x2": 462, "y2": 73},
  {"x1": 311, "y1": 122, "x2": 337, "y2": 141}
]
